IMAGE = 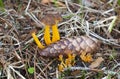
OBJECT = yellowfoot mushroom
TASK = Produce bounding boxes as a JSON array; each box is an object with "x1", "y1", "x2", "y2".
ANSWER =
[
  {"x1": 31, "y1": 30, "x2": 45, "y2": 49},
  {"x1": 41, "y1": 14, "x2": 62, "y2": 45},
  {"x1": 31, "y1": 13, "x2": 62, "y2": 49}
]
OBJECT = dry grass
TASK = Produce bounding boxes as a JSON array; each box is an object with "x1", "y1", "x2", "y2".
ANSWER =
[{"x1": 0, "y1": 0, "x2": 120, "y2": 79}]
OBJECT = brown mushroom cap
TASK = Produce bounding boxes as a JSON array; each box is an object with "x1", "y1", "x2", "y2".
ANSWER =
[
  {"x1": 53, "y1": 14, "x2": 62, "y2": 23},
  {"x1": 41, "y1": 13, "x2": 62, "y2": 27},
  {"x1": 30, "y1": 29, "x2": 37, "y2": 35}
]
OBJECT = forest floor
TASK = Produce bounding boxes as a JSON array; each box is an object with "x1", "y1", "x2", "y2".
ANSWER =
[{"x1": 0, "y1": 0, "x2": 120, "y2": 79}]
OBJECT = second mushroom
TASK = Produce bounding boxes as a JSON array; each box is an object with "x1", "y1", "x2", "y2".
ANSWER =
[{"x1": 32, "y1": 13, "x2": 62, "y2": 49}]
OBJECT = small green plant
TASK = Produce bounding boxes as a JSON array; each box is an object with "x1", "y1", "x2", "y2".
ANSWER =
[
  {"x1": 28, "y1": 67, "x2": 34, "y2": 74},
  {"x1": 118, "y1": 0, "x2": 120, "y2": 6},
  {"x1": 0, "y1": 0, "x2": 5, "y2": 12}
]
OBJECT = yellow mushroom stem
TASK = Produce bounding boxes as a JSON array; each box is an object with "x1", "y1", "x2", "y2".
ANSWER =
[
  {"x1": 44, "y1": 25, "x2": 52, "y2": 45},
  {"x1": 80, "y1": 51, "x2": 93, "y2": 62},
  {"x1": 31, "y1": 32, "x2": 45, "y2": 49},
  {"x1": 58, "y1": 54, "x2": 76, "y2": 71},
  {"x1": 52, "y1": 23, "x2": 60, "y2": 43},
  {"x1": 59, "y1": 55, "x2": 63, "y2": 61},
  {"x1": 58, "y1": 63, "x2": 64, "y2": 72}
]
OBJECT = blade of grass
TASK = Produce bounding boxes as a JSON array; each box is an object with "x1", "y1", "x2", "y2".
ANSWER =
[{"x1": 108, "y1": 16, "x2": 117, "y2": 33}]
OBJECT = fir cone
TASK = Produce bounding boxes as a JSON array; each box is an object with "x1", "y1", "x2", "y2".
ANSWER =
[{"x1": 39, "y1": 36, "x2": 100, "y2": 57}]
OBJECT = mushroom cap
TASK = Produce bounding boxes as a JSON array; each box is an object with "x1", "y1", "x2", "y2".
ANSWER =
[
  {"x1": 53, "y1": 14, "x2": 62, "y2": 22},
  {"x1": 41, "y1": 13, "x2": 62, "y2": 26}
]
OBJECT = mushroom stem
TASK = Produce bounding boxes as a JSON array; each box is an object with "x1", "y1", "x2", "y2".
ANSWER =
[
  {"x1": 80, "y1": 51, "x2": 93, "y2": 62},
  {"x1": 52, "y1": 24, "x2": 60, "y2": 42},
  {"x1": 32, "y1": 32, "x2": 45, "y2": 49},
  {"x1": 44, "y1": 25, "x2": 52, "y2": 45}
]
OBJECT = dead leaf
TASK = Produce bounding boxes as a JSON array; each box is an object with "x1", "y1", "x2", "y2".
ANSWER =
[
  {"x1": 71, "y1": 70, "x2": 80, "y2": 76},
  {"x1": 89, "y1": 57, "x2": 104, "y2": 69},
  {"x1": 41, "y1": 0, "x2": 51, "y2": 4}
]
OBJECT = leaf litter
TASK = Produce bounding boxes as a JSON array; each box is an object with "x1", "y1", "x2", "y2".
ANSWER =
[{"x1": 0, "y1": 0, "x2": 120, "y2": 79}]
